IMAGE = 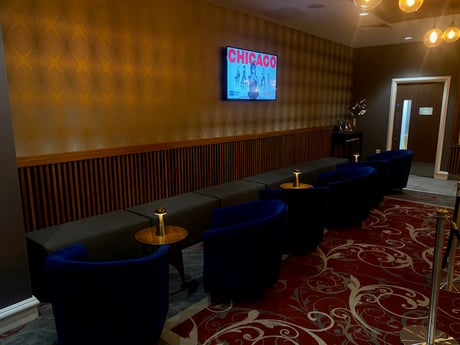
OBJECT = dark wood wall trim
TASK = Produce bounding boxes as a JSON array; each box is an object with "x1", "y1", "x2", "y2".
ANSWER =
[
  {"x1": 450, "y1": 75, "x2": 460, "y2": 146},
  {"x1": 18, "y1": 126, "x2": 335, "y2": 232},
  {"x1": 448, "y1": 145, "x2": 460, "y2": 176}
]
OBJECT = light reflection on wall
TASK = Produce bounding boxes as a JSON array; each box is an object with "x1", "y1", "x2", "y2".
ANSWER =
[{"x1": 0, "y1": 0, "x2": 353, "y2": 157}]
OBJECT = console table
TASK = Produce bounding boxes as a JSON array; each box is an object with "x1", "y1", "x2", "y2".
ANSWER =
[{"x1": 331, "y1": 130, "x2": 363, "y2": 160}]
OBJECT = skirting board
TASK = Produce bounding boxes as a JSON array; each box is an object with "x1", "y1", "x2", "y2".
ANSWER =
[{"x1": 0, "y1": 296, "x2": 40, "y2": 335}]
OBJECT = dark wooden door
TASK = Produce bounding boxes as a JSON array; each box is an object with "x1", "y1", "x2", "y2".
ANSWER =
[{"x1": 392, "y1": 82, "x2": 444, "y2": 163}]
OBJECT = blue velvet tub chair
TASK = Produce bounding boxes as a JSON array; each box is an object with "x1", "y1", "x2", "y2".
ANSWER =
[
  {"x1": 259, "y1": 187, "x2": 329, "y2": 255},
  {"x1": 336, "y1": 160, "x2": 389, "y2": 207},
  {"x1": 203, "y1": 199, "x2": 288, "y2": 301},
  {"x1": 317, "y1": 165, "x2": 377, "y2": 228},
  {"x1": 366, "y1": 149, "x2": 413, "y2": 192},
  {"x1": 45, "y1": 243, "x2": 170, "y2": 345}
]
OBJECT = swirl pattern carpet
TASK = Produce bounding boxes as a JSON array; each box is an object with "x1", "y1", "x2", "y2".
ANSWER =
[{"x1": 166, "y1": 197, "x2": 460, "y2": 344}]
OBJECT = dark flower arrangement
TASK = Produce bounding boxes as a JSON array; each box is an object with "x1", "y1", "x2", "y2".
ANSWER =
[
  {"x1": 348, "y1": 99, "x2": 367, "y2": 118},
  {"x1": 337, "y1": 99, "x2": 367, "y2": 132}
]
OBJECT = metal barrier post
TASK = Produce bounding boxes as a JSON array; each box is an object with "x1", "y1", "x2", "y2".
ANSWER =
[
  {"x1": 444, "y1": 182, "x2": 460, "y2": 292},
  {"x1": 400, "y1": 209, "x2": 458, "y2": 345}
]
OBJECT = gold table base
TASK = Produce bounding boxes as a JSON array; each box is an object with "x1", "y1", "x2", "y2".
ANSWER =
[
  {"x1": 280, "y1": 182, "x2": 312, "y2": 189},
  {"x1": 400, "y1": 325, "x2": 458, "y2": 345},
  {"x1": 135, "y1": 225, "x2": 192, "y2": 291},
  {"x1": 426, "y1": 271, "x2": 460, "y2": 293},
  {"x1": 135, "y1": 225, "x2": 188, "y2": 246}
]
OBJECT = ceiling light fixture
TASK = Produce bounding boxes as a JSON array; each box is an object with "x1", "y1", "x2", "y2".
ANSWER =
[
  {"x1": 399, "y1": 0, "x2": 424, "y2": 13},
  {"x1": 423, "y1": 27, "x2": 443, "y2": 47},
  {"x1": 443, "y1": 17, "x2": 460, "y2": 43},
  {"x1": 353, "y1": 0, "x2": 382, "y2": 11}
]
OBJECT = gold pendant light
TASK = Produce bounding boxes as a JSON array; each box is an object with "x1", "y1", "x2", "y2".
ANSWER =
[
  {"x1": 399, "y1": 0, "x2": 424, "y2": 13},
  {"x1": 353, "y1": 0, "x2": 382, "y2": 11},
  {"x1": 423, "y1": 28, "x2": 443, "y2": 47},
  {"x1": 443, "y1": 17, "x2": 460, "y2": 43}
]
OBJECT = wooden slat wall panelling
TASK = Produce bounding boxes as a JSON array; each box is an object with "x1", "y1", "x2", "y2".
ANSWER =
[
  {"x1": 152, "y1": 151, "x2": 159, "y2": 200},
  {"x1": 140, "y1": 153, "x2": 147, "y2": 204},
  {"x1": 108, "y1": 157, "x2": 116, "y2": 211},
  {"x1": 75, "y1": 161, "x2": 82, "y2": 220},
  {"x1": 116, "y1": 155, "x2": 123, "y2": 210},
  {"x1": 69, "y1": 162, "x2": 77, "y2": 221},
  {"x1": 107, "y1": 156, "x2": 115, "y2": 211},
  {"x1": 17, "y1": 127, "x2": 335, "y2": 232},
  {"x1": 31, "y1": 167, "x2": 41, "y2": 229},
  {"x1": 93, "y1": 159, "x2": 101, "y2": 215},
  {"x1": 133, "y1": 154, "x2": 140, "y2": 206},
  {"x1": 174, "y1": 148, "x2": 185, "y2": 196},
  {"x1": 39, "y1": 166, "x2": 49, "y2": 228},
  {"x1": 56, "y1": 164, "x2": 65, "y2": 224},
  {"x1": 142, "y1": 153, "x2": 150, "y2": 203},
  {"x1": 121, "y1": 155, "x2": 129, "y2": 209},
  {"x1": 81, "y1": 161, "x2": 89, "y2": 218},
  {"x1": 98, "y1": 158, "x2": 106, "y2": 214},
  {"x1": 151, "y1": 151, "x2": 160, "y2": 200},
  {"x1": 157, "y1": 150, "x2": 167, "y2": 199},
  {"x1": 50, "y1": 165, "x2": 58, "y2": 225}
]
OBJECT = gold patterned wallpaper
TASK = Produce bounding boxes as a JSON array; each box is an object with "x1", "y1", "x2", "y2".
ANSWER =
[{"x1": 0, "y1": 0, "x2": 353, "y2": 157}]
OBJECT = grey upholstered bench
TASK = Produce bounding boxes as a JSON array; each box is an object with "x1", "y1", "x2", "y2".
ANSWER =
[
  {"x1": 283, "y1": 157, "x2": 349, "y2": 185},
  {"x1": 194, "y1": 180, "x2": 265, "y2": 208},
  {"x1": 126, "y1": 192, "x2": 219, "y2": 248},
  {"x1": 25, "y1": 155, "x2": 347, "y2": 303},
  {"x1": 244, "y1": 169, "x2": 295, "y2": 188},
  {"x1": 244, "y1": 157, "x2": 349, "y2": 188},
  {"x1": 25, "y1": 210, "x2": 151, "y2": 302}
]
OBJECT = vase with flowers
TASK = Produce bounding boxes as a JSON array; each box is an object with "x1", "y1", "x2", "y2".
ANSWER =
[{"x1": 348, "y1": 99, "x2": 367, "y2": 130}]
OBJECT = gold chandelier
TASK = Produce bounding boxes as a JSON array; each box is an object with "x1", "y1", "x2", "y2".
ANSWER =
[
  {"x1": 399, "y1": 0, "x2": 424, "y2": 13},
  {"x1": 353, "y1": 0, "x2": 382, "y2": 11}
]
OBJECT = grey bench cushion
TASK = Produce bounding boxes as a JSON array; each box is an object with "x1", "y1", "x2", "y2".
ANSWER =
[
  {"x1": 282, "y1": 157, "x2": 349, "y2": 184},
  {"x1": 26, "y1": 210, "x2": 150, "y2": 302},
  {"x1": 244, "y1": 157, "x2": 349, "y2": 187},
  {"x1": 194, "y1": 180, "x2": 265, "y2": 208},
  {"x1": 126, "y1": 192, "x2": 219, "y2": 248},
  {"x1": 244, "y1": 169, "x2": 294, "y2": 188}
]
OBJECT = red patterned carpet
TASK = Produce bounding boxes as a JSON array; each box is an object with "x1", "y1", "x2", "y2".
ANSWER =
[{"x1": 166, "y1": 198, "x2": 460, "y2": 344}]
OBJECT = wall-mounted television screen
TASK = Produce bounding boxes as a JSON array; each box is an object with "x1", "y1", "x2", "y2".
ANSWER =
[{"x1": 224, "y1": 46, "x2": 277, "y2": 101}]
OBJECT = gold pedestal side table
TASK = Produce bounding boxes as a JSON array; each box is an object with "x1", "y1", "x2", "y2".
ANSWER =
[
  {"x1": 135, "y1": 225, "x2": 196, "y2": 292},
  {"x1": 280, "y1": 182, "x2": 312, "y2": 189}
]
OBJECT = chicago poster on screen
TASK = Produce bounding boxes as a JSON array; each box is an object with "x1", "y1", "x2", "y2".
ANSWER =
[{"x1": 226, "y1": 47, "x2": 277, "y2": 101}]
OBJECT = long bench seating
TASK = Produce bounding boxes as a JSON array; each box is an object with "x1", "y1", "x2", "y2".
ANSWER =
[
  {"x1": 194, "y1": 180, "x2": 266, "y2": 207},
  {"x1": 26, "y1": 210, "x2": 151, "y2": 302},
  {"x1": 244, "y1": 157, "x2": 348, "y2": 187},
  {"x1": 25, "y1": 156, "x2": 348, "y2": 302},
  {"x1": 126, "y1": 192, "x2": 219, "y2": 249}
]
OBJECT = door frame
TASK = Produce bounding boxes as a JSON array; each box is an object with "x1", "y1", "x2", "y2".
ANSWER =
[{"x1": 386, "y1": 76, "x2": 451, "y2": 180}]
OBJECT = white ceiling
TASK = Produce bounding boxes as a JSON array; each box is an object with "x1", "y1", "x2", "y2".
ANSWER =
[{"x1": 204, "y1": 0, "x2": 460, "y2": 48}]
